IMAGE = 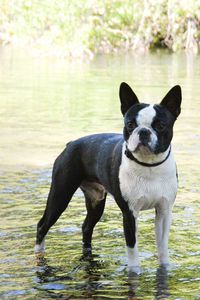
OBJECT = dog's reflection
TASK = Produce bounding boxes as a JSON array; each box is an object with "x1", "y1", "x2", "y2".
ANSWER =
[
  {"x1": 35, "y1": 254, "x2": 72, "y2": 283},
  {"x1": 128, "y1": 265, "x2": 170, "y2": 299},
  {"x1": 35, "y1": 252, "x2": 105, "y2": 298},
  {"x1": 155, "y1": 266, "x2": 170, "y2": 299},
  {"x1": 35, "y1": 253, "x2": 170, "y2": 299}
]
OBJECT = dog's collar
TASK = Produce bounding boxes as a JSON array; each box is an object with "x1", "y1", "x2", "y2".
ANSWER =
[{"x1": 124, "y1": 145, "x2": 171, "y2": 167}]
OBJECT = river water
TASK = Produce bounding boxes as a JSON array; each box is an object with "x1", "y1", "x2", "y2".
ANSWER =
[{"x1": 0, "y1": 47, "x2": 200, "y2": 299}]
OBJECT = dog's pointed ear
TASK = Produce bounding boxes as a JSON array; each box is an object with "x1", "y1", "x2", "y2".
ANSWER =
[
  {"x1": 160, "y1": 85, "x2": 182, "y2": 118},
  {"x1": 119, "y1": 82, "x2": 139, "y2": 115}
]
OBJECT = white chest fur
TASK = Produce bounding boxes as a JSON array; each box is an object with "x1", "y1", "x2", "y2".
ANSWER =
[{"x1": 119, "y1": 144, "x2": 178, "y2": 217}]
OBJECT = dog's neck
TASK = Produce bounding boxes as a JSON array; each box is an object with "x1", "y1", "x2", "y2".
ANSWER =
[{"x1": 124, "y1": 144, "x2": 171, "y2": 167}]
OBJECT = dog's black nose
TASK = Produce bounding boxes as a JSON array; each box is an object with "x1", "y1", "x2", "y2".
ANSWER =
[{"x1": 139, "y1": 128, "x2": 151, "y2": 143}]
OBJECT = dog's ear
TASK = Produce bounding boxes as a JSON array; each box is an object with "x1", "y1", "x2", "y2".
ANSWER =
[
  {"x1": 160, "y1": 85, "x2": 182, "y2": 118},
  {"x1": 119, "y1": 82, "x2": 139, "y2": 115}
]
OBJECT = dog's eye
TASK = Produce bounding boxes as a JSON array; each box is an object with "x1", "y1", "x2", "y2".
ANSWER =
[
  {"x1": 154, "y1": 121, "x2": 166, "y2": 132},
  {"x1": 126, "y1": 121, "x2": 137, "y2": 131}
]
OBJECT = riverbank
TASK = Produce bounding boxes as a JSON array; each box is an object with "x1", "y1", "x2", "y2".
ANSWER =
[{"x1": 0, "y1": 0, "x2": 199, "y2": 58}]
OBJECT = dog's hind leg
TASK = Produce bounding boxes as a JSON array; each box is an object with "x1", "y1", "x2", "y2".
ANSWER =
[
  {"x1": 35, "y1": 150, "x2": 83, "y2": 253},
  {"x1": 81, "y1": 181, "x2": 107, "y2": 251}
]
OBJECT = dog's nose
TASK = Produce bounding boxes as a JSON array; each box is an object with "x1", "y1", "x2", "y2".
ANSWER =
[{"x1": 139, "y1": 128, "x2": 151, "y2": 143}]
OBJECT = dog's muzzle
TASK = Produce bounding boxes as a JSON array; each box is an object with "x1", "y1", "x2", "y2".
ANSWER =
[{"x1": 127, "y1": 126, "x2": 157, "y2": 154}]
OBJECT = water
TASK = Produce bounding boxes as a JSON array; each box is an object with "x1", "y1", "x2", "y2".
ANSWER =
[{"x1": 0, "y1": 47, "x2": 200, "y2": 299}]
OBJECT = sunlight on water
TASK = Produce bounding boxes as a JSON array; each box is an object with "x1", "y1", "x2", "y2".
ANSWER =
[{"x1": 0, "y1": 47, "x2": 200, "y2": 299}]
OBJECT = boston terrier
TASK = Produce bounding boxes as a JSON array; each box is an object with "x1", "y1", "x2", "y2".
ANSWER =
[{"x1": 35, "y1": 82, "x2": 181, "y2": 272}]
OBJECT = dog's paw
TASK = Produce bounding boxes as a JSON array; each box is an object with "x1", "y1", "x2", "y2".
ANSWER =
[
  {"x1": 128, "y1": 265, "x2": 141, "y2": 275},
  {"x1": 34, "y1": 240, "x2": 45, "y2": 254}
]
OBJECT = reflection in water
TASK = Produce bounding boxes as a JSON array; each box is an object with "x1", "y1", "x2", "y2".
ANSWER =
[
  {"x1": 35, "y1": 252, "x2": 172, "y2": 299},
  {"x1": 155, "y1": 266, "x2": 170, "y2": 299},
  {"x1": 127, "y1": 266, "x2": 170, "y2": 300},
  {"x1": 36, "y1": 255, "x2": 72, "y2": 284},
  {"x1": 127, "y1": 272, "x2": 140, "y2": 299},
  {"x1": 35, "y1": 252, "x2": 107, "y2": 298}
]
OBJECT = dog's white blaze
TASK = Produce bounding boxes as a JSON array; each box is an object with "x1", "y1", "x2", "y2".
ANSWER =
[
  {"x1": 137, "y1": 104, "x2": 156, "y2": 126},
  {"x1": 127, "y1": 105, "x2": 158, "y2": 154}
]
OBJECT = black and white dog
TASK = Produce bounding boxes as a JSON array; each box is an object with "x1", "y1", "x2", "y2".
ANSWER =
[{"x1": 35, "y1": 82, "x2": 181, "y2": 272}]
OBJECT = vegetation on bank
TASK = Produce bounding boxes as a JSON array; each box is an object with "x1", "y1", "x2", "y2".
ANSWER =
[{"x1": 0, "y1": 0, "x2": 199, "y2": 58}]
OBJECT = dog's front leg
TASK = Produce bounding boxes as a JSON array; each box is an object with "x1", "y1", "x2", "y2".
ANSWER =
[
  {"x1": 155, "y1": 205, "x2": 172, "y2": 266},
  {"x1": 123, "y1": 210, "x2": 140, "y2": 273}
]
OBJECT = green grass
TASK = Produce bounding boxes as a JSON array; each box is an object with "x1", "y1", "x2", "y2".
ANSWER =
[{"x1": 0, "y1": 0, "x2": 199, "y2": 57}]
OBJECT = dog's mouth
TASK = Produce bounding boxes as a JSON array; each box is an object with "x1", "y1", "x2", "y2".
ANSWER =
[{"x1": 134, "y1": 141, "x2": 154, "y2": 154}]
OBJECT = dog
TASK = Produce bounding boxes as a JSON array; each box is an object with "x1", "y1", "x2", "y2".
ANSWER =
[{"x1": 35, "y1": 82, "x2": 181, "y2": 272}]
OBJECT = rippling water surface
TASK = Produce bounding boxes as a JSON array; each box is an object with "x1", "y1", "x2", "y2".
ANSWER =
[{"x1": 0, "y1": 48, "x2": 200, "y2": 299}]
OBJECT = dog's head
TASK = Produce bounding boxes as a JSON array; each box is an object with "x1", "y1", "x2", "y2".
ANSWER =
[{"x1": 119, "y1": 82, "x2": 182, "y2": 155}]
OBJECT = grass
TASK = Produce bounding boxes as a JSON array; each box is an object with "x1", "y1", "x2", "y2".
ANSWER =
[{"x1": 0, "y1": 0, "x2": 199, "y2": 57}]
